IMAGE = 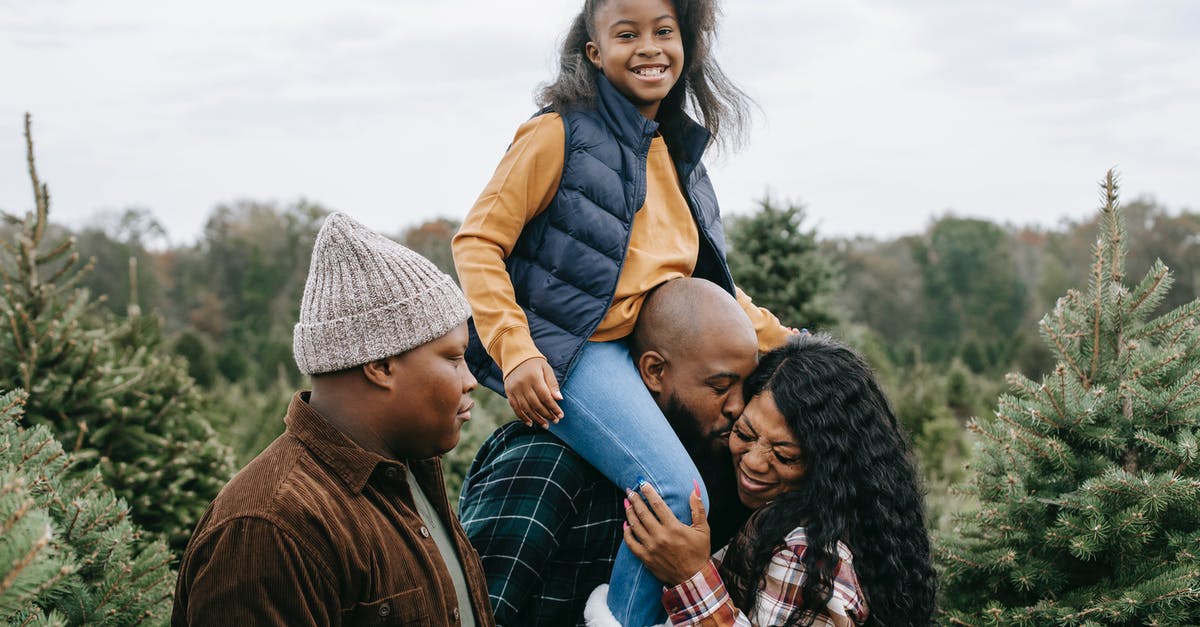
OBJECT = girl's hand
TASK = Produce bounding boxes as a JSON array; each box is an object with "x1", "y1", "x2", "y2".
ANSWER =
[
  {"x1": 504, "y1": 357, "x2": 563, "y2": 428},
  {"x1": 624, "y1": 481, "x2": 711, "y2": 586}
]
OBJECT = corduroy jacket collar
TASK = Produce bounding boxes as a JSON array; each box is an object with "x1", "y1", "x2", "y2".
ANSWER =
[{"x1": 284, "y1": 391, "x2": 422, "y2": 495}]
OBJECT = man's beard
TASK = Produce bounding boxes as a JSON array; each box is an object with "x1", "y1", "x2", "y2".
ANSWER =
[
  {"x1": 663, "y1": 394, "x2": 748, "y2": 548},
  {"x1": 662, "y1": 394, "x2": 716, "y2": 460},
  {"x1": 662, "y1": 394, "x2": 731, "y2": 464}
]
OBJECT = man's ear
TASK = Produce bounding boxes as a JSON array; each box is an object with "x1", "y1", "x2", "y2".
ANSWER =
[
  {"x1": 361, "y1": 358, "x2": 395, "y2": 391},
  {"x1": 637, "y1": 350, "x2": 667, "y2": 394}
]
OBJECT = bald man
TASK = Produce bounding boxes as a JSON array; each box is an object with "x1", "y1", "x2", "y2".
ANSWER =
[{"x1": 458, "y1": 278, "x2": 758, "y2": 627}]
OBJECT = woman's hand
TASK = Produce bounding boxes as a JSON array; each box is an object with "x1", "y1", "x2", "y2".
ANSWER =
[
  {"x1": 504, "y1": 357, "x2": 563, "y2": 428},
  {"x1": 624, "y1": 481, "x2": 712, "y2": 586}
]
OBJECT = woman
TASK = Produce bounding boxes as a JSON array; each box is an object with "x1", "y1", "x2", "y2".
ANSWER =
[{"x1": 612, "y1": 334, "x2": 937, "y2": 626}]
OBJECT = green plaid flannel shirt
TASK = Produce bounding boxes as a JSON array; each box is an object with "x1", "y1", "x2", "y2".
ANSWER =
[{"x1": 458, "y1": 422, "x2": 624, "y2": 627}]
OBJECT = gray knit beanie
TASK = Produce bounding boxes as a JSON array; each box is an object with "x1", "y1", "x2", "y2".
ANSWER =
[{"x1": 293, "y1": 212, "x2": 470, "y2": 375}]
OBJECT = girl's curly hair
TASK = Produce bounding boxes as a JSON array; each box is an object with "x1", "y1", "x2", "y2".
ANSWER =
[
  {"x1": 537, "y1": 0, "x2": 751, "y2": 152},
  {"x1": 723, "y1": 334, "x2": 937, "y2": 626}
]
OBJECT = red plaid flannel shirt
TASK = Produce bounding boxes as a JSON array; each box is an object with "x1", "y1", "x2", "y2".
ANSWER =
[{"x1": 662, "y1": 527, "x2": 867, "y2": 626}]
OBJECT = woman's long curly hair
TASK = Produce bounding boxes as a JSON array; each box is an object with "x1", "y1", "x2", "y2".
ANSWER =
[
  {"x1": 724, "y1": 334, "x2": 937, "y2": 626},
  {"x1": 536, "y1": 0, "x2": 751, "y2": 152}
]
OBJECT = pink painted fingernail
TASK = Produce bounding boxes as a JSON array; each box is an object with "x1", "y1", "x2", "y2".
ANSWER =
[
  {"x1": 623, "y1": 498, "x2": 631, "y2": 509},
  {"x1": 693, "y1": 479, "x2": 701, "y2": 496},
  {"x1": 623, "y1": 522, "x2": 629, "y2": 530}
]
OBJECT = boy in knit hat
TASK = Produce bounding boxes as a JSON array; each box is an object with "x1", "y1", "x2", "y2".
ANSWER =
[{"x1": 173, "y1": 213, "x2": 495, "y2": 626}]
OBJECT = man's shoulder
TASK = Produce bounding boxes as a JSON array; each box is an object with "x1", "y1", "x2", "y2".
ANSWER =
[
  {"x1": 460, "y1": 422, "x2": 605, "y2": 516},
  {"x1": 472, "y1": 421, "x2": 597, "y2": 477},
  {"x1": 195, "y1": 432, "x2": 346, "y2": 540},
  {"x1": 182, "y1": 441, "x2": 337, "y2": 582}
]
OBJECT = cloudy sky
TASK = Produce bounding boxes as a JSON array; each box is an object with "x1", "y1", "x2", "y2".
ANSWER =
[{"x1": 2, "y1": 0, "x2": 1197, "y2": 244}]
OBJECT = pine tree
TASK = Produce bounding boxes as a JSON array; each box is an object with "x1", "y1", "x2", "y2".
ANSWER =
[
  {"x1": 0, "y1": 389, "x2": 174, "y2": 625},
  {"x1": 937, "y1": 171, "x2": 1200, "y2": 625},
  {"x1": 725, "y1": 196, "x2": 839, "y2": 330},
  {"x1": 0, "y1": 114, "x2": 235, "y2": 554}
]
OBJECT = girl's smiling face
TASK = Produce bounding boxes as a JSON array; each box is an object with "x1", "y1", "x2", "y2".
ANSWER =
[
  {"x1": 585, "y1": 0, "x2": 684, "y2": 120},
  {"x1": 729, "y1": 391, "x2": 808, "y2": 509}
]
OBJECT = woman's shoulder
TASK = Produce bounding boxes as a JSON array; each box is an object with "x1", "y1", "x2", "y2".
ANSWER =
[
  {"x1": 781, "y1": 526, "x2": 856, "y2": 563},
  {"x1": 779, "y1": 526, "x2": 869, "y2": 624}
]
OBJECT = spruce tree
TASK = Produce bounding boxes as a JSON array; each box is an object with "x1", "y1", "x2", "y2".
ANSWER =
[
  {"x1": 938, "y1": 172, "x2": 1200, "y2": 625},
  {"x1": 0, "y1": 389, "x2": 173, "y2": 625},
  {"x1": 725, "y1": 196, "x2": 839, "y2": 330},
  {"x1": 0, "y1": 115, "x2": 234, "y2": 553}
]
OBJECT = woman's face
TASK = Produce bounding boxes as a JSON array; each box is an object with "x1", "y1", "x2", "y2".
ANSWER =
[{"x1": 729, "y1": 391, "x2": 807, "y2": 509}]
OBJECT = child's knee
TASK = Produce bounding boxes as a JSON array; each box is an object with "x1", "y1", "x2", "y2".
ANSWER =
[{"x1": 641, "y1": 475, "x2": 708, "y2": 523}]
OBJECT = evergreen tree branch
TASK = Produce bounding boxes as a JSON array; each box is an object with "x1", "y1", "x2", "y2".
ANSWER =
[
  {"x1": 23, "y1": 114, "x2": 47, "y2": 248},
  {"x1": 18, "y1": 236, "x2": 38, "y2": 294},
  {"x1": 18, "y1": 437, "x2": 52, "y2": 466},
  {"x1": 1040, "y1": 377, "x2": 1074, "y2": 428},
  {"x1": 1134, "y1": 302, "x2": 1200, "y2": 342},
  {"x1": 1121, "y1": 381, "x2": 1157, "y2": 416},
  {"x1": 1133, "y1": 431, "x2": 1184, "y2": 467},
  {"x1": 2, "y1": 310, "x2": 24, "y2": 361},
  {"x1": 1155, "y1": 369, "x2": 1200, "y2": 421},
  {"x1": 33, "y1": 237, "x2": 73, "y2": 267},
  {"x1": 1139, "y1": 350, "x2": 1185, "y2": 381},
  {"x1": 1102, "y1": 171, "x2": 1125, "y2": 285},
  {"x1": 1089, "y1": 247, "x2": 1105, "y2": 388},
  {"x1": 1041, "y1": 318, "x2": 1090, "y2": 385},
  {"x1": 1003, "y1": 376, "x2": 1074, "y2": 430},
  {"x1": 0, "y1": 524, "x2": 52, "y2": 599},
  {"x1": 42, "y1": 254, "x2": 82, "y2": 290},
  {"x1": 0, "y1": 495, "x2": 36, "y2": 539},
  {"x1": 1161, "y1": 400, "x2": 1200, "y2": 430},
  {"x1": 1128, "y1": 261, "x2": 1171, "y2": 321}
]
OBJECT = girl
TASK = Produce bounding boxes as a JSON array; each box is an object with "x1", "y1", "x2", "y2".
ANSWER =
[
  {"x1": 616, "y1": 334, "x2": 938, "y2": 626},
  {"x1": 452, "y1": 0, "x2": 793, "y2": 624}
]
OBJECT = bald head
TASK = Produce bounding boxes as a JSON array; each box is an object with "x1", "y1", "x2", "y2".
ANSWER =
[
  {"x1": 631, "y1": 278, "x2": 759, "y2": 461},
  {"x1": 632, "y1": 278, "x2": 756, "y2": 362}
]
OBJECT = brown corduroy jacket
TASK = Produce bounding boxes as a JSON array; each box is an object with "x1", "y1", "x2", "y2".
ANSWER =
[{"x1": 172, "y1": 392, "x2": 495, "y2": 626}]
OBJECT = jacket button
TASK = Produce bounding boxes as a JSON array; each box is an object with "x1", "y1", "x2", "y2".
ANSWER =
[
  {"x1": 420, "y1": 526, "x2": 430, "y2": 538},
  {"x1": 378, "y1": 603, "x2": 391, "y2": 617},
  {"x1": 453, "y1": 607, "x2": 461, "y2": 621}
]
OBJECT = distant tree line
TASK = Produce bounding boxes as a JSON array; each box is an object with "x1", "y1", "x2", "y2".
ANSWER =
[
  {"x1": 57, "y1": 190, "x2": 1200, "y2": 515},
  {"x1": 833, "y1": 199, "x2": 1200, "y2": 377}
]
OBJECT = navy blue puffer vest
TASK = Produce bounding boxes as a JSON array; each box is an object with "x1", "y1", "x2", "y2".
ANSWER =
[{"x1": 466, "y1": 75, "x2": 735, "y2": 395}]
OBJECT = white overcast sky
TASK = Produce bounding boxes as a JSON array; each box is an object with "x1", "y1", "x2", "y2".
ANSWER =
[{"x1": 1, "y1": 0, "x2": 1197, "y2": 245}]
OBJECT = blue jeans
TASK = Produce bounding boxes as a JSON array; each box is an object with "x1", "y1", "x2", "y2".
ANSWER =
[{"x1": 548, "y1": 340, "x2": 708, "y2": 627}]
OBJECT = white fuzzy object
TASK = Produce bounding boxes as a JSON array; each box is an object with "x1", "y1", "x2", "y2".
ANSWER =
[{"x1": 584, "y1": 584, "x2": 671, "y2": 627}]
